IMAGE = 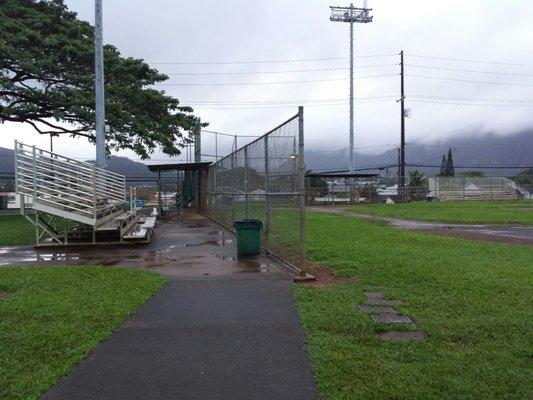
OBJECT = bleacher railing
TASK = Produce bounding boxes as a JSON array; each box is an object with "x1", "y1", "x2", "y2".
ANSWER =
[{"x1": 14, "y1": 141, "x2": 126, "y2": 224}]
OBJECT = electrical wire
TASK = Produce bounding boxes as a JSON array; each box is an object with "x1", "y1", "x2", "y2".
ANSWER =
[
  {"x1": 406, "y1": 74, "x2": 533, "y2": 87},
  {"x1": 156, "y1": 73, "x2": 397, "y2": 87},
  {"x1": 146, "y1": 54, "x2": 396, "y2": 65},
  {"x1": 407, "y1": 64, "x2": 533, "y2": 77},
  {"x1": 162, "y1": 64, "x2": 397, "y2": 76},
  {"x1": 407, "y1": 54, "x2": 533, "y2": 67}
]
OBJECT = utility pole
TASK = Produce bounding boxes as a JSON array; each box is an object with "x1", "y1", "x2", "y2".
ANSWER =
[
  {"x1": 94, "y1": 0, "x2": 106, "y2": 169},
  {"x1": 330, "y1": 3, "x2": 373, "y2": 172},
  {"x1": 399, "y1": 50, "x2": 406, "y2": 202}
]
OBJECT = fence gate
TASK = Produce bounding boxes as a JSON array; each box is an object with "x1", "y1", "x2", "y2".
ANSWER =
[{"x1": 202, "y1": 107, "x2": 306, "y2": 273}]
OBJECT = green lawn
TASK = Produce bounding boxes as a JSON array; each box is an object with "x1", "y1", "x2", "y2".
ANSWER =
[
  {"x1": 345, "y1": 200, "x2": 533, "y2": 224},
  {"x1": 0, "y1": 214, "x2": 35, "y2": 245},
  {"x1": 0, "y1": 266, "x2": 166, "y2": 400},
  {"x1": 295, "y1": 212, "x2": 533, "y2": 400}
]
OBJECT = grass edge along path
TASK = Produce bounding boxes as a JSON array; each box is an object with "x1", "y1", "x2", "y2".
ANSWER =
[
  {"x1": 0, "y1": 266, "x2": 166, "y2": 400},
  {"x1": 346, "y1": 200, "x2": 533, "y2": 225},
  {"x1": 294, "y1": 212, "x2": 533, "y2": 400}
]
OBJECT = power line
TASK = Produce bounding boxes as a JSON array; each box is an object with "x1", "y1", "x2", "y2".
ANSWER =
[
  {"x1": 192, "y1": 99, "x2": 393, "y2": 110},
  {"x1": 407, "y1": 64, "x2": 533, "y2": 78},
  {"x1": 146, "y1": 54, "x2": 396, "y2": 65},
  {"x1": 406, "y1": 74, "x2": 533, "y2": 87},
  {"x1": 157, "y1": 74, "x2": 397, "y2": 87},
  {"x1": 183, "y1": 95, "x2": 396, "y2": 105},
  {"x1": 409, "y1": 95, "x2": 533, "y2": 103},
  {"x1": 163, "y1": 64, "x2": 397, "y2": 76},
  {"x1": 410, "y1": 99, "x2": 533, "y2": 107},
  {"x1": 407, "y1": 54, "x2": 533, "y2": 67}
]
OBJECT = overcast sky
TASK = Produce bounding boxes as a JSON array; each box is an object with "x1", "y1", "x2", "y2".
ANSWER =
[{"x1": 2, "y1": 0, "x2": 533, "y2": 164}]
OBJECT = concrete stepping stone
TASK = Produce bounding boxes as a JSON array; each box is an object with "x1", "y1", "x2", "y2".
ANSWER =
[
  {"x1": 371, "y1": 314, "x2": 412, "y2": 323},
  {"x1": 366, "y1": 298, "x2": 403, "y2": 306},
  {"x1": 357, "y1": 304, "x2": 396, "y2": 314},
  {"x1": 364, "y1": 291, "x2": 383, "y2": 299},
  {"x1": 378, "y1": 331, "x2": 426, "y2": 341}
]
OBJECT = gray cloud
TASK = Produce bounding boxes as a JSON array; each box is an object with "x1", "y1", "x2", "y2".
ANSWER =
[{"x1": 2, "y1": 0, "x2": 532, "y2": 162}]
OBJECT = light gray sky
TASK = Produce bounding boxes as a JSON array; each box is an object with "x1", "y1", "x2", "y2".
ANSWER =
[{"x1": 2, "y1": 0, "x2": 533, "y2": 163}]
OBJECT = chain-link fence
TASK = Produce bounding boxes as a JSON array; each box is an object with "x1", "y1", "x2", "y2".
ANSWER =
[
  {"x1": 306, "y1": 174, "x2": 533, "y2": 204},
  {"x1": 202, "y1": 108, "x2": 306, "y2": 272}
]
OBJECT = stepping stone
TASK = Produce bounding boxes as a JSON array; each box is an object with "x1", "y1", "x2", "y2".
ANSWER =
[
  {"x1": 371, "y1": 314, "x2": 412, "y2": 323},
  {"x1": 357, "y1": 304, "x2": 396, "y2": 314},
  {"x1": 364, "y1": 291, "x2": 383, "y2": 299},
  {"x1": 378, "y1": 331, "x2": 426, "y2": 341},
  {"x1": 366, "y1": 298, "x2": 403, "y2": 306}
]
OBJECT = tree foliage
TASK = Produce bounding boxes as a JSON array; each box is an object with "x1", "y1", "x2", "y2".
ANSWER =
[
  {"x1": 445, "y1": 147, "x2": 455, "y2": 177},
  {"x1": 408, "y1": 169, "x2": 429, "y2": 198},
  {"x1": 0, "y1": 0, "x2": 198, "y2": 158},
  {"x1": 438, "y1": 148, "x2": 455, "y2": 177}
]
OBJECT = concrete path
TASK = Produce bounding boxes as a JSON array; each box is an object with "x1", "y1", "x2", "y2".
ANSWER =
[{"x1": 9, "y1": 214, "x2": 319, "y2": 400}]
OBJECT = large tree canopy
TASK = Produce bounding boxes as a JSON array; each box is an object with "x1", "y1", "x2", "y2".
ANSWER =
[{"x1": 0, "y1": 0, "x2": 198, "y2": 158}]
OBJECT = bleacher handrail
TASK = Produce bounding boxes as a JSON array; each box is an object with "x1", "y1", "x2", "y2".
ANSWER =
[{"x1": 14, "y1": 141, "x2": 126, "y2": 224}]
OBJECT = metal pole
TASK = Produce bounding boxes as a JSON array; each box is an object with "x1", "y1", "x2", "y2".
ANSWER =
[
  {"x1": 194, "y1": 120, "x2": 201, "y2": 163},
  {"x1": 298, "y1": 106, "x2": 307, "y2": 275},
  {"x1": 158, "y1": 170, "x2": 162, "y2": 216},
  {"x1": 349, "y1": 4, "x2": 354, "y2": 175},
  {"x1": 94, "y1": 0, "x2": 106, "y2": 169},
  {"x1": 264, "y1": 134, "x2": 270, "y2": 244},
  {"x1": 349, "y1": 4, "x2": 355, "y2": 203},
  {"x1": 400, "y1": 50, "x2": 406, "y2": 202},
  {"x1": 244, "y1": 146, "x2": 249, "y2": 219},
  {"x1": 215, "y1": 131, "x2": 218, "y2": 162}
]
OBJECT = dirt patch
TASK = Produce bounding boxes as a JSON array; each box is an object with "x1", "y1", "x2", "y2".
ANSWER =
[
  {"x1": 298, "y1": 263, "x2": 357, "y2": 288},
  {"x1": 0, "y1": 291, "x2": 12, "y2": 299}
]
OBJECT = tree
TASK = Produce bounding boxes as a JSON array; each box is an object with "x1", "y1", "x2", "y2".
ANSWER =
[
  {"x1": 0, "y1": 0, "x2": 198, "y2": 159},
  {"x1": 439, "y1": 155, "x2": 447, "y2": 176},
  {"x1": 445, "y1": 147, "x2": 455, "y2": 177},
  {"x1": 408, "y1": 169, "x2": 429, "y2": 198}
]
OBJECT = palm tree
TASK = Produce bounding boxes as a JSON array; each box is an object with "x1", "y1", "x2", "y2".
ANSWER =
[{"x1": 408, "y1": 170, "x2": 429, "y2": 199}]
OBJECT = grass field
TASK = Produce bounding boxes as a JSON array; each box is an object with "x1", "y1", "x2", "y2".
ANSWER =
[
  {"x1": 0, "y1": 215, "x2": 35, "y2": 245},
  {"x1": 295, "y1": 212, "x2": 533, "y2": 400},
  {"x1": 0, "y1": 266, "x2": 166, "y2": 400},
  {"x1": 346, "y1": 200, "x2": 533, "y2": 225}
]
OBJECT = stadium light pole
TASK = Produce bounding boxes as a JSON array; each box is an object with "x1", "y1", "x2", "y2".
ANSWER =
[
  {"x1": 95, "y1": 0, "x2": 106, "y2": 169},
  {"x1": 329, "y1": 2, "x2": 373, "y2": 181}
]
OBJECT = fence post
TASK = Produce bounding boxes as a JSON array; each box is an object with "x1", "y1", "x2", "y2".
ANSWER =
[
  {"x1": 490, "y1": 177, "x2": 493, "y2": 200},
  {"x1": 298, "y1": 106, "x2": 307, "y2": 275},
  {"x1": 13, "y1": 141, "x2": 18, "y2": 195},
  {"x1": 264, "y1": 134, "x2": 270, "y2": 244},
  {"x1": 463, "y1": 177, "x2": 466, "y2": 200},
  {"x1": 194, "y1": 120, "x2": 201, "y2": 210},
  {"x1": 244, "y1": 146, "x2": 249, "y2": 219},
  {"x1": 231, "y1": 149, "x2": 236, "y2": 222},
  {"x1": 32, "y1": 146, "x2": 37, "y2": 198},
  {"x1": 91, "y1": 164, "x2": 97, "y2": 220}
]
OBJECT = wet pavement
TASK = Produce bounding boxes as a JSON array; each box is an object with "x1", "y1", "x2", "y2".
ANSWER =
[
  {"x1": 25, "y1": 213, "x2": 318, "y2": 400},
  {"x1": 0, "y1": 213, "x2": 287, "y2": 277}
]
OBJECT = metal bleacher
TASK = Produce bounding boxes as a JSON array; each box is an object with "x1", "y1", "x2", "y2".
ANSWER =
[{"x1": 14, "y1": 141, "x2": 155, "y2": 246}]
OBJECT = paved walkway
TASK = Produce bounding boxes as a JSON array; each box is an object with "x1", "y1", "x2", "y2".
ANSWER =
[{"x1": 10, "y1": 214, "x2": 319, "y2": 400}]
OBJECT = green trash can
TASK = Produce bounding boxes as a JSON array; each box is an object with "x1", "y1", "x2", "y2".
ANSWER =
[{"x1": 234, "y1": 219, "x2": 263, "y2": 257}]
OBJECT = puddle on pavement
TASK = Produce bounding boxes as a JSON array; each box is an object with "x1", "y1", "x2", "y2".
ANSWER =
[{"x1": 163, "y1": 239, "x2": 234, "y2": 249}]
